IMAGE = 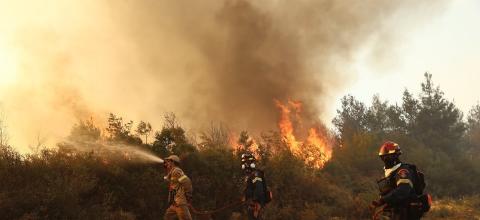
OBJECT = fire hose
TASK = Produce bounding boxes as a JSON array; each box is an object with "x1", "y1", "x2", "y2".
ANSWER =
[{"x1": 188, "y1": 200, "x2": 245, "y2": 216}]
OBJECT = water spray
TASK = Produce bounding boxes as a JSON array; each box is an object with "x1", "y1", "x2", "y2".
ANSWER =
[{"x1": 61, "y1": 140, "x2": 165, "y2": 164}]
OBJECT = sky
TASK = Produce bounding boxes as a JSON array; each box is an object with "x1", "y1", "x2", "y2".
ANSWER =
[
  {"x1": 0, "y1": 0, "x2": 479, "y2": 152},
  {"x1": 327, "y1": 0, "x2": 480, "y2": 123}
]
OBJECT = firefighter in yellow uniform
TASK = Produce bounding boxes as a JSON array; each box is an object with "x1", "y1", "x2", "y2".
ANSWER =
[{"x1": 163, "y1": 155, "x2": 193, "y2": 220}]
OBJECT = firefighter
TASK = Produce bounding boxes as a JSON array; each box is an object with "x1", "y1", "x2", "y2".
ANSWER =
[
  {"x1": 370, "y1": 141, "x2": 421, "y2": 220},
  {"x1": 241, "y1": 153, "x2": 268, "y2": 220},
  {"x1": 163, "y1": 155, "x2": 193, "y2": 220}
]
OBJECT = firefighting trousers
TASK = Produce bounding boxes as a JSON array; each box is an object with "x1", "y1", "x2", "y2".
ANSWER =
[
  {"x1": 246, "y1": 203, "x2": 263, "y2": 220},
  {"x1": 164, "y1": 204, "x2": 192, "y2": 220}
]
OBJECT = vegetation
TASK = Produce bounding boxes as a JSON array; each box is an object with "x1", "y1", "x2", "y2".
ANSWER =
[
  {"x1": 0, "y1": 73, "x2": 479, "y2": 219},
  {"x1": 425, "y1": 195, "x2": 480, "y2": 219}
]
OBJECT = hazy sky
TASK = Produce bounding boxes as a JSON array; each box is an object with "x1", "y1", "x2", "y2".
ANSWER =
[
  {"x1": 327, "y1": 0, "x2": 480, "y2": 123},
  {"x1": 0, "y1": 0, "x2": 478, "y2": 152}
]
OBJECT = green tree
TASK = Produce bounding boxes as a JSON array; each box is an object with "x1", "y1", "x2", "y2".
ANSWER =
[
  {"x1": 153, "y1": 113, "x2": 194, "y2": 157},
  {"x1": 365, "y1": 95, "x2": 389, "y2": 133},
  {"x1": 106, "y1": 113, "x2": 142, "y2": 145},
  {"x1": 466, "y1": 104, "x2": 480, "y2": 154},
  {"x1": 69, "y1": 118, "x2": 101, "y2": 142},
  {"x1": 413, "y1": 73, "x2": 465, "y2": 152},
  {"x1": 332, "y1": 95, "x2": 368, "y2": 142},
  {"x1": 136, "y1": 121, "x2": 152, "y2": 145},
  {"x1": 401, "y1": 89, "x2": 419, "y2": 133}
]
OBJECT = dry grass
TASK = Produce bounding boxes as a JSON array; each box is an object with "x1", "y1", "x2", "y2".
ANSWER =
[{"x1": 424, "y1": 196, "x2": 480, "y2": 220}]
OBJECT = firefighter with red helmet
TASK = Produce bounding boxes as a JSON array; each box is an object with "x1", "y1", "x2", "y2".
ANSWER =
[{"x1": 370, "y1": 141, "x2": 427, "y2": 220}]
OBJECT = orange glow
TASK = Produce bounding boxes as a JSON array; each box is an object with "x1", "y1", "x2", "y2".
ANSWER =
[
  {"x1": 306, "y1": 127, "x2": 332, "y2": 168},
  {"x1": 123, "y1": 152, "x2": 131, "y2": 161},
  {"x1": 230, "y1": 132, "x2": 261, "y2": 158},
  {"x1": 275, "y1": 100, "x2": 332, "y2": 168},
  {"x1": 249, "y1": 139, "x2": 260, "y2": 159},
  {"x1": 275, "y1": 100, "x2": 302, "y2": 156},
  {"x1": 228, "y1": 132, "x2": 239, "y2": 151}
]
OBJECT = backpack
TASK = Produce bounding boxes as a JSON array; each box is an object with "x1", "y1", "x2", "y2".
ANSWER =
[
  {"x1": 404, "y1": 164, "x2": 431, "y2": 215},
  {"x1": 404, "y1": 164, "x2": 426, "y2": 195}
]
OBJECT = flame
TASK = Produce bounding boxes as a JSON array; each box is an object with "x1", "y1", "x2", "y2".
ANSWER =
[
  {"x1": 230, "y1": 132, "x2": 261, "y2": 158},
  {"x1": 228, "y1": 132, "x2": 239, "y2": 151},
  {"x1": 275, "y1": 100, "x2": 332, "y2": 168},
  {"x1": 275, "y1": 100, "x2": 302, "y2": 155},
  {"x1": 229, "y1": 99, "x2": 332, "y2": 168},
  {"x1": 249, "y1": 139, "x2": 260, "y2": 158},
  {"x1": 306, "y1": 127, "x2": 332, "y2": 168}
]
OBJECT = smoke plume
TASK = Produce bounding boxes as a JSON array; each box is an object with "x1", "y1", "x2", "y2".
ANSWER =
[{"x1": 0, "y1": 0, "x2": 444, "y2": 152}]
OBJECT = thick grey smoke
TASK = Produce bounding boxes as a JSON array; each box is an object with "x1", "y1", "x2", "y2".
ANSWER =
[
  {"x1": 102, "y1": 0, "x2": 445, "y2": 130},
  {"x1": 0, "y1": 0, "x2": 444, "y2": 151}
]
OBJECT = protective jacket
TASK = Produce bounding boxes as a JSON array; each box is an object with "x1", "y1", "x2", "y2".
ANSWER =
[
  {"x1": 166, "y1": 167, "x2": 192, "y2": 206},
  {"x1": 377, "y1": 163, "x2": 419, "y2": 220},
  {"x1": 244, "y1": 170, "x2": 266, "y2": 206}
]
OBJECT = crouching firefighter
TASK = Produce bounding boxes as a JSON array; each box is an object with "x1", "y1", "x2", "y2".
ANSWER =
[
  {"x1": 163, "y1": 155, "x2": 193, "y2": 220},
  {"x1": 241, "y1": 153, "x2": 272, "y2": 220},
  {"x1": 371, "y1": 141, "x2": 432, "y2": 220}
]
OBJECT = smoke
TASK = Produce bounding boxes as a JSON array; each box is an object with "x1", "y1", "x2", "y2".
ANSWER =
[{"x1": 0, "y1": 0, "x2": 444, "y2": 152}]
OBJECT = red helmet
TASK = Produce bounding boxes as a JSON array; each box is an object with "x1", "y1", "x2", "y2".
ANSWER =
[{"x1": 378, "y1": 141, "x2": 402, "y2": 156}]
